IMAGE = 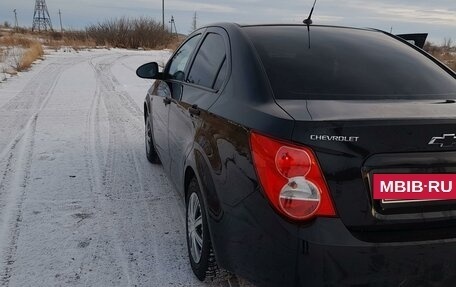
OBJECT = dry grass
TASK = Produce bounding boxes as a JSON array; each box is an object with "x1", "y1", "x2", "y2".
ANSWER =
[
  {"x1": 424, "y1": 42, "x2": 456, "y2": 72},
  {"x1": 2, "y1": 17, "x2": 178, "y2": 51},
  {"x1": 431, "y1": 52, "x2": 456, "y2": 72},
  {"x1": 0, "y1": 35, "x2": 36, "y2": 48},
  {"x1": 18, "y1": 41, "x2": 44, "y2": 71},
  {"x1": 161, "y1": 35, "x2": 185, "y2": 51},
  {"x1": 44, "y1": 31, "x2": 97, "y2": 50},
  {"x1": 86, "y1": 17, "x2": 174, "y2": 49},
  {"x1": 0, "y1": 34, "x2": 44, "y2": 71}
]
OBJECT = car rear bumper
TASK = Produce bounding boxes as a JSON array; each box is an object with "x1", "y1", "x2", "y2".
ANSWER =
[
  {"x1": 296, "y1": 218, "x2": 456, "y2": 286},
  {"x1": 215, "y1": 192, "x2": 456, "y2": 287}
]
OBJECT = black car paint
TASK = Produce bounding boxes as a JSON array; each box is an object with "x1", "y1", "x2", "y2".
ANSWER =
[{"x1": 143, "y1": 23, "x2": 456, "y2": 286}]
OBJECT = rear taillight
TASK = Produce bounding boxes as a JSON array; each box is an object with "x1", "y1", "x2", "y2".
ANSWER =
[{"x1": 250, "y1": 131, "x2": 337, "y2": 221}]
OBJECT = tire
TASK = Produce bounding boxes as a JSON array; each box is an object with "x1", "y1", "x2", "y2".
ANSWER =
[
  {"x1": 145, "y1": 116, "x2": 160, "y2": 164},
  {"x1": 186, "y1": 177, "x2": 222, "y2": 281}
]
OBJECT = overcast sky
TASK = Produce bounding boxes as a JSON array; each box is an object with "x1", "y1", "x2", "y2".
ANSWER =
[{"x1": 1, "y1": 0, "x2": 455, "y2": 43}]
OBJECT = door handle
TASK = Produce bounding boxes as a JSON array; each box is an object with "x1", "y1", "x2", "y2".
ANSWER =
[
  {"x1": 163, "y1": 97, "x2": 171, "y2": 105},
  {"x1": 189, "y1": 104, "x2": 200, "y2": 116}
]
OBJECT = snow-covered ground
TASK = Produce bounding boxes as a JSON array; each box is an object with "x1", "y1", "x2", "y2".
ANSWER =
[{"x1": 0, "y1": 49, "x2": 251, "y2": 287}]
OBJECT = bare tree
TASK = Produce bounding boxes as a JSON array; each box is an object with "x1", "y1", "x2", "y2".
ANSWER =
[
  {"x1": 86, "y1": 17, "x2": 173, "y2": 49},
  {"x1": 443, "y1": 38, "x2": 453, "y2": 51}
]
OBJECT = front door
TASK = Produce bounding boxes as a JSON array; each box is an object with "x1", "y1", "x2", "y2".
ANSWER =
[
  {"x1": 168, "y1": 29, "x2": 230, "y2": 192},
  {"x1": 151, "y1": 81, "x2": 172, "y2": 170},
  {"x1": 154, "y1": 33, "x2": 203, "y2": 173}
]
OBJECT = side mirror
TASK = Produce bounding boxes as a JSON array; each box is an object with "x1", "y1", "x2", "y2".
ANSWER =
[{"x1": 136, "y1": 62, "x2": 160, "y2": 79}]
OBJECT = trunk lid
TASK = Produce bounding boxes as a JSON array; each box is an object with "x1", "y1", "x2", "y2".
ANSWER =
[{"x1": 278, "y1": 99, "x2": 456, "y2": 242}]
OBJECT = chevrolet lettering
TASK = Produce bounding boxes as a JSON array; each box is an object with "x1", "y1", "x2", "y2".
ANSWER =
[{"x1": 310, "y1": 135, "x2": 360, "y2": 142}]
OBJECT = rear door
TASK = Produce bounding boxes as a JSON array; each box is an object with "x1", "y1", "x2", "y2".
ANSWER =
[{"x1": 168, "y1": 28, "x2": 230, "y2": 192}]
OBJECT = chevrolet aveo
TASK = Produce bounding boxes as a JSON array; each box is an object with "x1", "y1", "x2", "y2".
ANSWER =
[{"x1": 136, "y1": 23, "x2": 456, "y2": 286}]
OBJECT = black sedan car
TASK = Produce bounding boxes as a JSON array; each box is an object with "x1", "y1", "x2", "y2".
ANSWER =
[{"x1": 137, "y1": 23, "x2": 456, "y2": 286}]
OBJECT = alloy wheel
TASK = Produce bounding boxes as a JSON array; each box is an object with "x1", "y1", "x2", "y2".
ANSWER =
[{"x1": 187, "y1": 192, "x2": 204, "y2": 264}]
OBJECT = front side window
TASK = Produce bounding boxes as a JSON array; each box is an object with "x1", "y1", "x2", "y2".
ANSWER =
[
  {"x1": 167, "y1": 34, "x2": 202, "y2": 81},
  {"x1": 188, "y1": 33, "x2": 227, "y2": 89}
]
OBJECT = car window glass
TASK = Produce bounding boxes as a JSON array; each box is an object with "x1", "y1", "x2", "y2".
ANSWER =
[
  {"x1": 213, "y1": 58, "x2": 227, "y2": 91},
  {"x1": 245, "y1": 26, "x2": 456, "y2": 100},
  {"x1": 188, "y1": 33, "x2": 226, "y2": 89},
  {"x1": 167, "y1": 34, "x2": 201, "y2": 81}
]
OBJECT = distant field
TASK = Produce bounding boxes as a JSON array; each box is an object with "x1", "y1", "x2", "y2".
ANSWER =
[
  {"x1": 424, "y1": 42, "x2": 456, "y2": 72},
  {"x1": 0, "y1": 18, "x2": 182, "y2": 80}
]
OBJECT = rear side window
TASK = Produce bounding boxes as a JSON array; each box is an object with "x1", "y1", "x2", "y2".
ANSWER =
[
  {"x1": 245, "y1": 26, "x2": 456, "y2": 99},
  {"x1": 213, "y1": 58, "x2": 227, "y2": 91},
  {"x1": 188, "y1": 33, "x2": 227, "y2": 89}
]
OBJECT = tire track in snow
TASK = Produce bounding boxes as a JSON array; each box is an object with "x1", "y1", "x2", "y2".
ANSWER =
[
  {"x1": 0, "y1": 57, "x2": 83, "y2": 225},
  {"x1": 91, "y1": 54, "x2": 165, "y2": 286},
  {"x1": 0, "y1": 115, "x2": 37, "y2": 286},
  {"x1": 89, "y1": 53, "x2": 211, "y2": 286},
  {"x1": 0, "y1": 57, "x2": 82, "y2": 163},
  {"x1": 80, "y1": 54, "x2": 135, "y2": 286},
  {"x1": 0, "y1": 53, "x2": 108, "y2": 287},
  {"x1": 0, "y1": 57, "x2": 79, "y2": 286},
  {"x1": 91, "y1": 53, "x2": 250, "y2": 287}
]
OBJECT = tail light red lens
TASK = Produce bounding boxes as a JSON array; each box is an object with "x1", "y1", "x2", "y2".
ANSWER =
[{"x1": 250, "y1": 131, "x2": 337, "y2": 221}]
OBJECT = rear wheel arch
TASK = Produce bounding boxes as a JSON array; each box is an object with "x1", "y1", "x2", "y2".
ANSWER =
[
  {"x1": 184, "y1": 167, "x2": 197, "y2": 202},
  {"x1": 144, "y1": 102, "x2": 149, "y2": 122},
  {"x1": 185, "y1": 169, "x2": 229, "y2": 281},
  {"x1": 184, "y1": 165, "x2": 218, "y2": 251}
]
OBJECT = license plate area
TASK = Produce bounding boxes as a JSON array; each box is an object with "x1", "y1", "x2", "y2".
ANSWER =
[
  {"x1": 366, "y1": 170, "x2": 456, "y2": 215},
  {"x1": 363, "y1": 152, "x2": 456, "y2": 218},
  {"x1": 381, "y1": 198, "x2": 444, "y2": 205},
  {"x1": 373, "y1": 174, "x2": 456, "y2": 201}
]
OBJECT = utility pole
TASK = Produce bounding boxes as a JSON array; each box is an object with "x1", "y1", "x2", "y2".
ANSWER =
[
  {"x1": 13, "y1": 9, "x2": 18, "y2": 30},
  {"x1": 162, "y1": 0, "x2": 165, "y2": 30},
  {"x1": 192, "y1": 11, "x2": 197, "y2": 31},
  {"x1": 58, "y1": 9, "x2": 63, "y2": 32}
]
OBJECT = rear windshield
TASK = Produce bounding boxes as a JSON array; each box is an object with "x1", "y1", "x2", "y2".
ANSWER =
[{"x1": 244, "y1": 26, "x2": 456, "y2": 99}]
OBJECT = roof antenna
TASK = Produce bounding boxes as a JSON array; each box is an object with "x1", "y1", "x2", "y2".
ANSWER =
[
  {"x1": 303, "y1": 0, "x2": 317, "y2": 49},
  {"x1": 303, "y1": 0, "x2": 317, "y2": 25}
]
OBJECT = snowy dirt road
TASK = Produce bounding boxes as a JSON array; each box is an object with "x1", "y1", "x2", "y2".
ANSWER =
[{"x1": 0, "y1": 49, "x2": 251, "y2": 287}]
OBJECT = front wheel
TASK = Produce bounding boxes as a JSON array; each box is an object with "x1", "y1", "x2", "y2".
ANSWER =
[
  {"x1": 145, "y1": 116, "x2": 160, "y2": 164},
  {"x1": 186, "y1": 177, "x2": 221, "y2": 281}
]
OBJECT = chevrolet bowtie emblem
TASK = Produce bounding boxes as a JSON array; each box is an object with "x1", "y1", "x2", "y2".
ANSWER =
[{"x1": 429, "y1": 134, "x2": 456, "y2": 148}]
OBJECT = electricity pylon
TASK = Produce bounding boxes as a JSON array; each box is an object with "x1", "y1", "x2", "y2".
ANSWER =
[{"x1": 32, "y1": 0, "x2": 53, "y2": 32}]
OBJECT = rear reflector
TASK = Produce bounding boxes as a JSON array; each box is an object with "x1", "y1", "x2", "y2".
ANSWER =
[{"x1": 250, "y1": 131, "x2": 337, "y2": 221}]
